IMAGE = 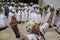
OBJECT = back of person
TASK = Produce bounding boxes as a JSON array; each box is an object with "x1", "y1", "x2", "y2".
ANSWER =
[{"x1": 4, "y1": 5, "x2": 9, "y2": 17}]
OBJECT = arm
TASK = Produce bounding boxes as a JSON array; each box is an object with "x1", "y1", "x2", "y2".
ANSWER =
[
  {"x1": 47, "y1": 12, "x2": 54, "y2": 25},
  {"x1": 40, "y1": 12, "x2": 54, "y2": 34}
]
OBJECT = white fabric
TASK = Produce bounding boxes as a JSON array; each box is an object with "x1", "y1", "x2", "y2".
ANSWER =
[
  {"x1": 24, "y1": 10, "x2": 28, "y2": 21},
  {"x1": 0, "y1": 14, "x2": 8, "y2": 28},
  {"x1": 8, "y1": 12, "x2": 14, "y2": 23},
  {"x1": 26, "y1": 23, "x2": 49, "y2": 40},
  {"x1": 40, "y1": 23, "x2": 49, "y2": 35},
  {"x1": 21, "y1": 11, "x2": 26, "y2": 22},
  {"x1": 16, "y1": 11, "x2": 21, "y2": 22},
  {"x1": 29, "y1": 13, "x2": 41, "y2": 24},
  {"x1": 9, "y1": 6, "x2": 15, "y2": 11},
  {"x1": 42, "y1": 10, "x2": 51, "y2": 24},
  {"x1": 56, "y1": 18, "x2": 60, "y2": 33},
  {"x1": 26, "y1": 34, "x2": 39, "y2": 40}
]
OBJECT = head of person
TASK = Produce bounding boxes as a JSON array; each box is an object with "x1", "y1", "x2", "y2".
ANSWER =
[
  {"x1": 11, "y1": 16, "x2": 16, "y2": 22},
  {"x1": 44, "y1": 5, "x2": 49, "y2": 11},
  {"x1": 0, "y1": 4, "x2": 3, "y2": 13},
  {"x1": 56, "y1": 10, "x2": 60, "y2": 17},
  {"x1": 29, "y1": 3, "x2": 33, "y2": 7},
  {"x1": 32, "y1": 24, "x2": 40, "y2": 34},
  {"x1": 31, "y1": 22, "x2": 40, "y2": 34},
  {"x1": 0, "y1": 8, "x2": 3, "y2": 12},
  {"x1": 11, "y1": 2, "x2": 15, "y2": 7}
]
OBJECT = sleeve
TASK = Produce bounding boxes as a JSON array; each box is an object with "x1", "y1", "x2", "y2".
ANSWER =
[{"x1": 40, "y1": 23, "x2": 49, "y2": 34}]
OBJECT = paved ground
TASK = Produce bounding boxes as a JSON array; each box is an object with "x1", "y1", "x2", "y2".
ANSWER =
[{"x1": 0, "y1": 23, "x2": 60, "y2": 40}]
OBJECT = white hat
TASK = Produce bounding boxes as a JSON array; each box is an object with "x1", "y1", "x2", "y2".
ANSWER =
[
  {"x1": 24, "y1": 3, "x2": 27, "y2": 6},
  {"x1": 49, "y1": 4, "x2": 54, "y2": 8},
  {"x1": 32, "y1": 4, "x2": 40, "y2": 7},
  {"x1": 30, "y1": 3, "x2": 33, "y2": 5},
  {"x1": 20, "y1": 3, "x2": 24, "y2": 5},
  {"x1": 11, "y1": 2, "x2": 15, "y2": 4}
]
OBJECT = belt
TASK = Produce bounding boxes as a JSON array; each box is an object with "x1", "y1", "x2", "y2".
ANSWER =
[{"x1": 0, "y1": 26, "x2": 8, "y2": 31}]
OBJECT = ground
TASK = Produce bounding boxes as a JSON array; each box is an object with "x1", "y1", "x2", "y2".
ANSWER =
[{"x1": 0, "y1": 22, "x2": 60, "y2": 40}]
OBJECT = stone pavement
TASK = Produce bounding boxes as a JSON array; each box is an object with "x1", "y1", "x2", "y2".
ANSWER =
[{"x1": 0, "y1": 23, "x2": 60, "y2": 40}]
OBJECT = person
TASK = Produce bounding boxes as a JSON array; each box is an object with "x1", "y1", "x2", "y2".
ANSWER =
[
  {"x1": 54, "y1": 9, "x2": 60, "y2": 34},
  {"x1": 56, "y1": 18, "x2": 60, "y2": 34},
  {"x1": 4, "y1": 3, "x2": 9, "y2": 18},
  {"x1": 9, "y1": 16, "x2": 23, "y2": 39},
  {"x1": 8, "y1": 10, "x2": 15, "y2": 23},
  {"x1": 9, "y1": 16, "x2": 20, "y2": 38},
  {"x1": 29, "y1": 8, "x2": 41, "y2": 24},
  {"x1": 53, "y1": 10, "x2": 60, "y2": 26},
  {"x1": 26, "y1": 6, "x2": 41, "y2": 33},
  {"x1": 22, "y1": 9, "x2": 54, "y2": 40},
  {"x1": 16, "y1": 8, "x2": 22, "y2": 23},
  {"x1": 41, "y1": 5, "x2": 51, "y2": 24},
  {"x1": 0, "y1": 7, "x2": 8, "y2": 31}
]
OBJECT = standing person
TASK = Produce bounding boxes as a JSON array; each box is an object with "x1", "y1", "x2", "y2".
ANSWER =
[
  {"x1": 54, "y1": 9, "x2": 60, "y2": 34},
  {"x1": 42, "y1": 5, "x2": 51, "y2": 24},
  {"x1": 4, "y1": 3, "x2": 10, "y2": 18},
  {"x1": 0, "y1": 7, "x2": 8, "y2": 31},
  {"x1": 53, "y1": 10, "x2": 60, "y2": 26},
  {"x1": 56, "y1": 18, "x2": 60, "y2": 34},
  {"x1": 8, "y1": 10, "x2": 15, "y2": 23},
  {"x1": 22, "y1": 10, "x2": 54, "y2": 40},
  {"x1": 16, "y1": 8, "x2": 22, "y2": 23},
  {"x1": 9, "y1": 16, "x2": 23, "y2": 39}
]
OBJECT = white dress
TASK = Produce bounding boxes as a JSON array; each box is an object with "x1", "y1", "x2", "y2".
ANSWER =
[
  {"x1": 16, "y1": 11, "x2": 21, "y2": 22},
  {"x1": 0, "y1": 14, "x2": 8, "y2": 28},
  {"x1": 21, "y1": 11, "x2": 26, "y2": 22},
  {"x1": 8, "y1": 12, "x2": 14, "y2": 23}
]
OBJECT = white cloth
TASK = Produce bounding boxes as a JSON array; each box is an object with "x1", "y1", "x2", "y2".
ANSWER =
[
  {"x1": 29, "y1": 13, "x2": 41, "y2": 24},
  {"x1": 56, "y1": 19, "x2": 60, "y2": 33},
  {"x1": 21, "y1": 11, "x2": 26, "y2": 22},
  {"x1": 24, "y1": 10, "x2": 28, "y2": 21},
  {"x1": 16, "y1": 11, "x2": 21, "y2": 22},
  {"x1": 26, "y1": 34, "x2": 40, "y2": 40},
  {"x1": 0, "y1": 14, "x2": 8, "y2": 28},
  {"x1": 42, "y1": 10, "x2": 51, "y2": 24},
  {"x1": 40, "y1": 23, "x2": 49, "y2": 35},
  {"x1": 9, "y1": 6, "x2": 15, "y2": 11},
  {"x1": 8, "y1": 12, "x2": 14, "y2": 23},
  {"x1": 26, "y1": 23, "x2": 49, "y2": 40}
]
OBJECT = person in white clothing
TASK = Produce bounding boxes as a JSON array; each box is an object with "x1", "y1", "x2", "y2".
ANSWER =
[
  {"x1": 0, "y1": 7, "x2": 8, "y2": 31},
  {"x1": 8, "y1": 10, "x2": 15, "y2": 23},
  {"x1": 22, "y1": 11, "x2": 54, "y2": 40}
]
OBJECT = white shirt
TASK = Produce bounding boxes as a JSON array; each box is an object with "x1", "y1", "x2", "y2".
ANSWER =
[
  {"x1": 26, "y1": 23, "x2": 49, "y2": 40},
  {"x1": 26, "y1": 34, "x2": 41, "y2": 40},
  {"x1": 40, "y1": 23, "x2": 49, "y2": 35}
]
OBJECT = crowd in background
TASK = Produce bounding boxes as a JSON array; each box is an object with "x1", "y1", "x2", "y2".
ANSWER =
[{"x1": 0, "y1": 2, "x2": 60, "y2": 40}]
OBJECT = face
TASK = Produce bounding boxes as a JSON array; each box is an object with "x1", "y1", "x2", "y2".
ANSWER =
[{"x1": 32, "y1": 24, "x2": 40, "y2": 34}]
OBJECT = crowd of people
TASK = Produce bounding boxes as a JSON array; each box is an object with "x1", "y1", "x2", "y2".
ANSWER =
[{"x1": 0, "y1": 2, "x2": 60, "y2": 40}]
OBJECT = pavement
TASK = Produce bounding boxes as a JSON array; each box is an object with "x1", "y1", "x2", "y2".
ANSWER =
[{"x1": 0, "y1": 23, "x2": 60, "y2": 40}]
